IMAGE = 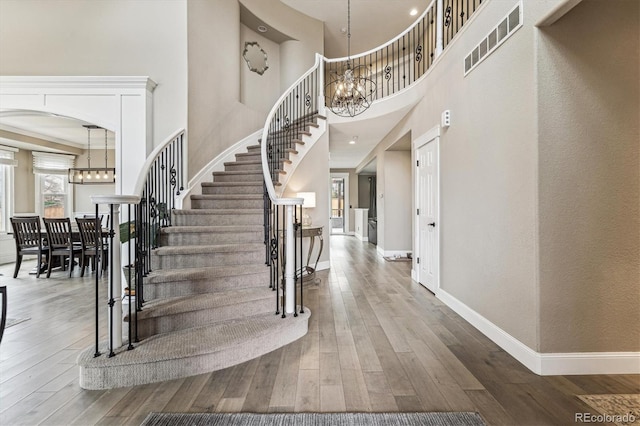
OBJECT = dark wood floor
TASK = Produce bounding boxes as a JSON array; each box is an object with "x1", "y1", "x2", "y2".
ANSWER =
[{"x1": 0, "y1": 235, "x2": 637, "y2": 425}]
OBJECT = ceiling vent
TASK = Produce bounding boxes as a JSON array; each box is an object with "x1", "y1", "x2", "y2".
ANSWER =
[{"x1": 464, "y1": 2, "x2": 522, "y2": 75}]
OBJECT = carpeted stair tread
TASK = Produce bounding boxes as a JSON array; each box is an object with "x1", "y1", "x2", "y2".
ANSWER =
[
  {"x1": 80, "y1": 311, "x2": 310, "y2": 367},
  {"x1": 173, "y1": 208, "x2": 262, "y2": 215},
  {"x1": 144, "y1": 263, "x2": 268, "y2": 284},
  {"x1": 131, "y1": 287, "x2": 272, "y2": 320},
  {"x1": 212, "y1": 171, "x2": 262, "y2": 176},
  {"x1": 224, "y1": 160, "x2": 261, "y2": 166},
  {"x1": 190, "y1": 194, "x2": 263, "y2": 200},
  {"x1": 153, "y1": 243, "x2": 263, "y2": 256},
  {"x1": 200, "y1": 182, "x2": 262, "y2": 187},
  {"x1": 78, "y1": 309, "x2": 310, "y2": 389},
  {"x1": 159, "y1": 225, "x2": 263, "y2": 234}
]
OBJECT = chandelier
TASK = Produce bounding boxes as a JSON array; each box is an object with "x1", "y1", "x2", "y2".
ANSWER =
[
  {"x1": 68, "y1": 125, "x2": 116, "y2": 184},
  {"x1": 325, "y1": 0, "x2": 376, "y2": 117}
]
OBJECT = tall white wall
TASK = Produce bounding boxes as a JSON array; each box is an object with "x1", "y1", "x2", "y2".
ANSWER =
[{"x1": 0, "y1": 0, "x2": 188, "y2": 148}]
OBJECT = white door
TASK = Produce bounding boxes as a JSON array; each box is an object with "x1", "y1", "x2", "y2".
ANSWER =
[{"x1": 417, "y1": 138, "x2": 439, "y2": 292}]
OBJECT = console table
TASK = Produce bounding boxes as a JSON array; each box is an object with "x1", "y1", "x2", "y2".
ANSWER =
[{"x1": 281, "y1": 225, "x2": 323, "y2": 283}]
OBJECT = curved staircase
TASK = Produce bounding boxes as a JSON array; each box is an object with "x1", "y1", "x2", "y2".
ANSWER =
[{"x1": 77, "y1": 142, "x2": 310, "y2": 390}]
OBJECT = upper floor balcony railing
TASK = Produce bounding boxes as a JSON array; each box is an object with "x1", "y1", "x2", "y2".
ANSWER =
[{"x1": 324, "y1": 0, "x2": 483, "y2": 106}]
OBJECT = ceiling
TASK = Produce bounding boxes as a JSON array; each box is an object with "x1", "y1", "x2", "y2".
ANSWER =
[
  {"x1": 282, "y1": 0, "x2": 428, "y2": 58},
  {"x1": 0, "y1": 110, "x2": 115, "y2": 153}
]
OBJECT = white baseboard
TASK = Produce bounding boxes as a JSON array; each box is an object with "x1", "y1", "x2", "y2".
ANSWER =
[
  {"x1": 436, "y1": 288, "x2": 640, "y2": 375},
  {"x1": 316, "y1": 260, "x2": 330, "y2": 272},
  {"x1": 376, "y1": 247, "x2": 412, "y2": 258},
  {"x1": 355, "y1": 233, "x2": 368, "y2": 242},
  {"x1": 411, "y1": 269, "x2": 417, "y2": 281}
]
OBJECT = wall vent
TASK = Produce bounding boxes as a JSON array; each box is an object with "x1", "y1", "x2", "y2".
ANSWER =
[{"x1": 464, "y1": 2, "x2": 523, "y2": 75}]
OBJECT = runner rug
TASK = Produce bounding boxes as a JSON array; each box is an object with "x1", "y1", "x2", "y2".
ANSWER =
[{"x1": 141, "y1": 412, "x2": 487, "y2": 426}]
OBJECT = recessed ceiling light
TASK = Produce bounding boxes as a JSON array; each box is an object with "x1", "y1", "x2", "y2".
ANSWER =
[
  {"x1": 349, "y1": 136, "x2": 358, "y2": 145},
  {"x1": 258, "y1": 25, "x2": 268, "y2": 33},
  {"x1": 410, "y1": 8, "x2": 418, "y2": 16}
]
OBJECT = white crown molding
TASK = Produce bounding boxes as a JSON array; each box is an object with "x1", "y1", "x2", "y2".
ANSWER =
[
  {"x1": 437, "y1": 288, "x2": 640, "y2": 375},
  {"x1": 0, "y1": 76, "x2": 157, "y2": 92}
]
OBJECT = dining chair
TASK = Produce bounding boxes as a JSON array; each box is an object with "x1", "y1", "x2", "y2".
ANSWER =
[
  {"x1": 43, "y1": 218, "x2": 82, "y2": 278},
  {"x1": 10, "y1": 216, "x2": 45, "y2": 278},
  {"x1": 76, "y1": 217, "x2": 107, "y2": 277}
]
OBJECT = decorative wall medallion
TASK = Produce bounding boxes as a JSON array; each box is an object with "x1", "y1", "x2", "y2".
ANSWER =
[{"x1": 243, "y1": 41, "x2": 269, "y2": 75}]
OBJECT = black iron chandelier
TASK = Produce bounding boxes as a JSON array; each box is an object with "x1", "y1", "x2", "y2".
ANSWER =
[
  {"x1": 68, "y1": 125, "x2": 116, "y2": 184},
  {"x1": 325, "y1": 0, "x2": 377, "y2": 117}
]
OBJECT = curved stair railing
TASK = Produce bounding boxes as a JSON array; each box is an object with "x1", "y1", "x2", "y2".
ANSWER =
[
  {"x1": 261, "y1": 53, "x2": 324, "y2": 319},
  {"x1": 89, "y1": 129, "x2": 186, "y2": 358}
]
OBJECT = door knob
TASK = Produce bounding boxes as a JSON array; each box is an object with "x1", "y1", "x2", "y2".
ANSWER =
[{"x1": 428, "y1": 222, "x2": 436, "y2": 227}]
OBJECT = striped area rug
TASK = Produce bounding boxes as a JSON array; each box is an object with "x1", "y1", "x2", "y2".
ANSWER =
[{"x1": 141, "y1": 412, "x2": 487, "y2": 426}]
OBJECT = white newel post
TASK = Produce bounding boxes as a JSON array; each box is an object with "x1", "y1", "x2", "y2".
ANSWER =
[
  {"x1": 285, "y1": 204, "x2": 295, "y2": 314},
  {"x1": 92, "y1": 195, "x2": 141, "y2": 351},
  {"x1": 436, "y1": 0, "x2": 444, "y2": 56}
]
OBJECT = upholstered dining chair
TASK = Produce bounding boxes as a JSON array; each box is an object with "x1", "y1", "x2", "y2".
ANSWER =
[
  {"x1": 42, "y1": 217, "x2": 82, "y2": 278},
  {"x1": 10, "y1": 216, "x2": 45, "y2": 278},
  {"x1": 75, "y1": 217, "x2": 107, "y2": 277}
]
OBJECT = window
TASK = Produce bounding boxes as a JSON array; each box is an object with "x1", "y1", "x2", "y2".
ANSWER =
[
  {"x1": 32, "y1": 152, "x2": 75, "y2": 218},
  {"x1": 0, "y1": 147, "x2": 17, "y2": 233}
]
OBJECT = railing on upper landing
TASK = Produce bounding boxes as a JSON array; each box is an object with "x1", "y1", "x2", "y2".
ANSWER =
[
  {"x1": 90, "y1": 129, "x2": 186, "y2": 358},
  {"x1": 324, "y1": 0, "x2": 484, "y2": 104}
]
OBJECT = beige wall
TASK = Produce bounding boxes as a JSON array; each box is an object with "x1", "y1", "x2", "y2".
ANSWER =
[
  {"x1": 240, "y1": 24, "x2": 281, "y2": 114},
  {"x1": 187, "y1": 0, "x2": 264, "y2": 181},
  {"x1": 285, "y1": 133, "x2": 330, "y2": 265},
  {"x1": 0, "y1": 0, "x2": 188, "y2": 148},
  {"x1": 537, "y1": 0, "x2": 640, "y2": 352},
  {"x1": 382, "y1": 150, "x2": 412, "y2": 253},
  {"x1": 13, "y1": 149, "x2": 35, "y2": 214},
  {"x1": 240, "y1": 0, "x2": 324, "y2": 89}
]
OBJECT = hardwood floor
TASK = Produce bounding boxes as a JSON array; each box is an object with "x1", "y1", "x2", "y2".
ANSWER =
[{"x1": 0, "y1": 235, "x2": 637, "y2": 425}]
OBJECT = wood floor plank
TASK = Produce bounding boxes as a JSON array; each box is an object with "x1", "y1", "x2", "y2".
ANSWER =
[
  {"x1": 366, "y1": 325, "x2": 416, "y2": 396},
  {"x1": 294, "y1": 369, "x2": 320, "y2": 411},
  {"x1": 363, "y1": 371, "x2": 398, "y2": 412},
  {"x1": 269, "y1": 339, "x2": 302, "y2": 409},
  {"x1": 396, "y1": 352, "x2": 451, "y2": 411},
  {"x1": 242, "y1": 347, "x2": 284, "y2": 412},
  {"x1": 299, "y1": 331, "x2": 320, "y2": 370},
  {"x1": 340, "y1": 368, "x2": 372, "y2": 412},
  {"x1": 190, "y1": 367, "x2": 234, "y2": 412},
  {"x1": 320, "y1": 385, "x2": 346, "y2": 412},
  {"x1": 465, "y1": 390, "x2": 516, "y2": 426},
  {"x1": 221, "y1": 358, "x2": 260, "y2": 399},
  {"x1": 319, "y1": 352, "x2": 342, "y2": 386}
]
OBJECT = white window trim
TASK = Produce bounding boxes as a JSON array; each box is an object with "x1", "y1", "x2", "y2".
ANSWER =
[
  {"x1": 0, "y1": 146, "x2": 17, "y2": 233},
  {"x1": 32, "y1": 152, "x2": 75, "y2": 218}
]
